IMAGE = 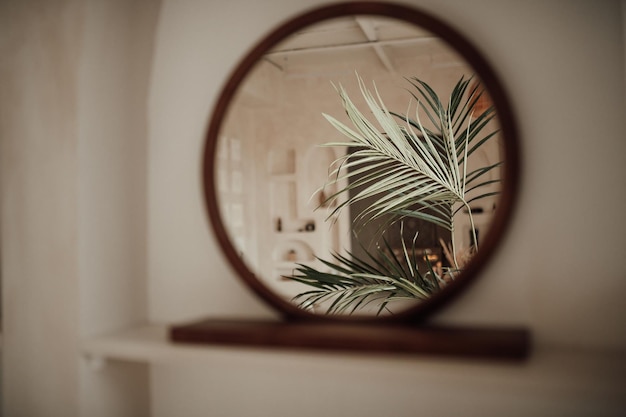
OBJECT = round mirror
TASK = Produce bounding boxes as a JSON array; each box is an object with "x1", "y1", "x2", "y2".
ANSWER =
[{"x1": 204, "y1": 2, "x2": 519, "y2": 322}]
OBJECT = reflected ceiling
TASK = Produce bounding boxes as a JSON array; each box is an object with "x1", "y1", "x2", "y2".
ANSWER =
[{"x1": 264, "y1": 16, "x2": 461, "y2": 77}]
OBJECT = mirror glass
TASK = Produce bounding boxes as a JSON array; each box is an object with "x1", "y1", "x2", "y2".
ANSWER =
[{"x1": 208, "y1": 6, "x2": 517, "y2": 319}]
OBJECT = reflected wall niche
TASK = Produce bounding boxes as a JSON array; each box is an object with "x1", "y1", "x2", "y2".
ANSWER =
[{"x1": 171, "y1": 2, "x2": 528, "y2": 359}]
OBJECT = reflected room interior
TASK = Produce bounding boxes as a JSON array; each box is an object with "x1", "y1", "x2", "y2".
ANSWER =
[{"x1": 216, "y1": 16, "x2": 502, "y2": 316}]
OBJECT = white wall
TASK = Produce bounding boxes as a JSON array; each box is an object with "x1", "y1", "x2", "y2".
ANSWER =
[
  {"x1": 147, "y1": 0, "x2": 626, "y2": 415},
  {"x1": 149, "y1": 0, "x2": 626, "y2": 346},
  {"x1": 147, "y1": 0, "x2": 280, "y2": 322},
  {"x1": 77, "y1": 2, "x2": 160, "y2": 416}
]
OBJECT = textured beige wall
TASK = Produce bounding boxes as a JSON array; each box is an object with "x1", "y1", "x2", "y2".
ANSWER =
[
  {"x1": 1, "y1": 0, "x2": 158, "y2": 416},
  {"x1": 0, "y1": 2, "x2": 82, "y2": 415}
]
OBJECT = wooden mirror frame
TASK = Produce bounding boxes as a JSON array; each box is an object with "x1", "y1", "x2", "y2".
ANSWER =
[{"x1": 202, "y1": 2, "x2": 520, "y2": 324}]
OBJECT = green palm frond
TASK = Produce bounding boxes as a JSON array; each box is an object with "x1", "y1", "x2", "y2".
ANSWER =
[
  {"x1": 286, "y1": 75, "x2": 501, "y2": 314},
  {"x1": 288, "y1": 227, "x2": 449, "y2": 315},
  {"x1": 319, "y1": 75, "x2": 499, "y2": 260}
]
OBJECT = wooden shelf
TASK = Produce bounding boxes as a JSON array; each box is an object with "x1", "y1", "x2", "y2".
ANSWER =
[
  {"x1": 169, "y1": 319, "x2": 531, "y2": 360},
  {"x1": 81, "y1": 322, "x2": 531, "y2": 362}
]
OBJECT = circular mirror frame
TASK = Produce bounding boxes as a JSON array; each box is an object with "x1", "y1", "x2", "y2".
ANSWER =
[{"x1": 203, "y1": 2, "x2": 520, "y2": 323}]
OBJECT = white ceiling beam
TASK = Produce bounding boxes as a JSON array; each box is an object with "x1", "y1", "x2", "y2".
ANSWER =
[
  {"x1": 265, "y1": 36, "x2": 435, "y2": 58},
  {"x1": 354, "y1": 17, "x2": 395, "y2": 73}
]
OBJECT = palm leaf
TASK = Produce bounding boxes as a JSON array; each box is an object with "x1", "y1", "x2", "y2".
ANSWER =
[
  {"x1": 287, "y1": 232, "x2": 443, "y2": 315},
  {"x1": 320, "y1": 76, "x2": 499, "y2": 255},
  {"x1": 288, "y1": 75, "x2": 501, "y2": 314}
]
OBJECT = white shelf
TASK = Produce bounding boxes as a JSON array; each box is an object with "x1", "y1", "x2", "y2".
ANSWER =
[
  {"x1": 80, "y1": 324, "x2": 263, "y2": 365},
  {"x1": 274, "y1": 230, "x2": 317, "y2": 237},
  {"x1": 80, "y1": 324, "x2": 625, "y2": 411},
  {"x1": 79, "y1": 323, "x2": 626, "y2": 415},
  {"x1": 82, "y1": 324, "x2": 176, "y2": 363},
  {"x1": 80, "y1": 323, "x2": 624, "y2": 371}
]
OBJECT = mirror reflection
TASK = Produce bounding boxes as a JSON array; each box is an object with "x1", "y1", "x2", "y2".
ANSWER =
[{"x1": 216, "y1": 15, "x2": 502, "y2": 316}]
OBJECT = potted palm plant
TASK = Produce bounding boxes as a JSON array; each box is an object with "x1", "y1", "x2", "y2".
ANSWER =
[{"x1": 287, "y1": 75, "x2": 501, "y2": 315}]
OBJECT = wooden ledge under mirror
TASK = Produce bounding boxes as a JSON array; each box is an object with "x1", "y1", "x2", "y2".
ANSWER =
[
  {"x1": 171, "y1": 319, "x2": 530, "y2": 359},
  {"x1": 170, "y1": 2, "x2": 529, "y2": 360}
]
